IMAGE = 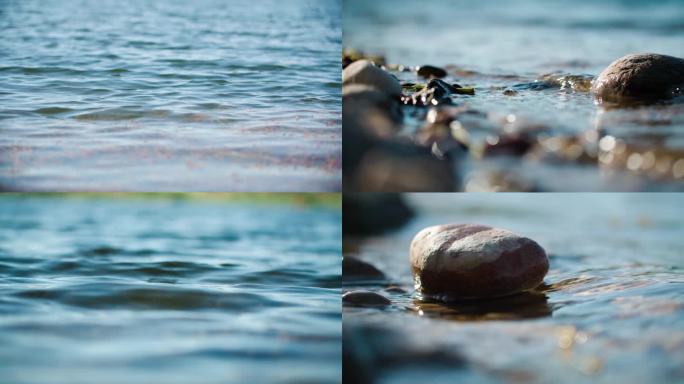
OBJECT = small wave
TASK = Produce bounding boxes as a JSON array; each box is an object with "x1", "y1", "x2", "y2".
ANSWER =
[
  {"x1": 107, "y1": 68, "x2": 129, "y2": 74},
  {"x1": 73, "y1": 109, "x2": 145, "y2": 121},
  {"x1": 73, "y1": 108, "x2": 172, "y2": 121},
  {"x1": 159, "y1": 59, "x2": 222, "y2": 68},
  {"x1": 81, "y1": 246, "x2": 123, "y2": 257},
  {"x1": 0, "y1": 66, "x2": 87, "y2": 75},
  {"x1": 32, "y1": 107, "x2": 74, "y2": 116},
  {"x1": 240, "y1": 267, "x2": 340, "y2": 288},
  {"x1": 14, "y1": 283, "x2": 289, "y2": 311}
]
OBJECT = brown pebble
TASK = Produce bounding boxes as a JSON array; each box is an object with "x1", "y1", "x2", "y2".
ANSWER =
[
  {"x1": 410, "y1": 224, "x2": 549, "y2": 299},
  {"x1": 592, "y1": 53, "x2": 684, "y2": 103}
]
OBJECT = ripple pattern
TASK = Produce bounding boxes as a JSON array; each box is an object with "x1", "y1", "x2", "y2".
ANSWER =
[
  {"x1": 0, "y1": 194, "x2": 342, "y2": 384},
  {"x1": 0, "y1": 0, "x2": 341, "y2": 191}
]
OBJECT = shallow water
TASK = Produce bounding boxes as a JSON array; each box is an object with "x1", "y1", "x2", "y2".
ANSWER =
[
  {"x1": 344, "y1": 194, "x2": 684, "y2": 383},
  {"x1": 0, "y1": 194, "x2": 341, "y2": 384},
  {"x1": 0, "y1": 0, "x2": 341, "y2": 191},
  {"x1": 344, "y1": 0, "x2": 684, "y2": 191}
]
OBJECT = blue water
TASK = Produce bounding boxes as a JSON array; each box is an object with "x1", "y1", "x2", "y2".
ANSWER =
[
  {"x1": 0, "y1": 194, "x2": 342, "y2": 384},
  {"x1": 0, "y1": 0, "x2": 341, "y2": 191},
  {"x1": 344, "y1": 0, "x2": 684, "y2": 191},
  {"x1": 344, "y1": 193, "x2": 684, "y2": 384},
  {"x1": 344, "y1": 0, "x2": 684, "y2": 74}
]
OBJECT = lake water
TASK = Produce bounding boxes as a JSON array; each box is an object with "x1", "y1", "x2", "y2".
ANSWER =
[
  {"x1": 344, "y1": 193, "x2": 684, "y2": 384},
  {"x1": 0, "y1": 0, "x2": 341, "y2": 191},
  {"x1": 0, "y1": 194, "x2": 341, "y2": 384},
  {"x1": 344, "y1": 0, "x2": 684, "y2": 191}
]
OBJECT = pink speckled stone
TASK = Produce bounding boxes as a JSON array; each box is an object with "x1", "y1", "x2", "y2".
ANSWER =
[{"x1": 410, "y1": 224, "x2": 548, "y2": 299}]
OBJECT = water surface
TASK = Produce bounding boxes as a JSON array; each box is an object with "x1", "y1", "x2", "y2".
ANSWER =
[
  {"x1": 0, "y1": 194, "x2": 342, "y2": 384},
  {"x1": 0, "y1": 0, "x2": 341, "y2": 191}
]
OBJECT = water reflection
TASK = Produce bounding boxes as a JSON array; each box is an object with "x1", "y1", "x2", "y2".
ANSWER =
[{"x1": 412, "y1": 290, "x2": 552, "y2": 321}]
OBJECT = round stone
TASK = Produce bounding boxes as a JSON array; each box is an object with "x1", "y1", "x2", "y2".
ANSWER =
[
  {"x1": 410, "y1": 224, "x2": 549, "y2": 299},
  {"x1": 342, "y1": 60, "x2": 402, "y2": 96},
  {"x1": 592, "y1": 53, "x2": 684, "y2": 103},
  {"x1": 343, "y1": 290, "x2": 391, "y2": 307}
]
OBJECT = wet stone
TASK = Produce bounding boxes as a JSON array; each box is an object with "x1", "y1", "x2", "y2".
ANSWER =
[
  {"x1": 402, "y1": 79, "x2": 457, "y2": 106},
  {"x1": 417, "y1": 65, "x2": 448, "y2": 79},
  {"x1": 343, "y1": 290, "x2": 392, "y2": 307},
  {"x1": 410, "y1": 224, "x2": 549, "y2": 299},
  {"x1": 592, "y1": 53, "x2": 684, "y2": 103},
  {"x1": 343, "y1": 256, "x2": 385, "y2": 280},
  {"x1": 343, "y1": 59, "x2": 402, "y2": 96}
]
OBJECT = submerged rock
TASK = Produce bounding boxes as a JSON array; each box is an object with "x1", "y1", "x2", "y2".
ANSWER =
[
  {"x1": 343, "y1": 60, "x2": 402, "y2": 96},
  {"x1": 592, "y1": 53, "x2": 684, "y2": 103},
  {"x1": 410, "y1": 224, "x2": 548, "y2": 299},
  {"x1": 343, "y1": 290, "x2": 391, "y2": 307}
]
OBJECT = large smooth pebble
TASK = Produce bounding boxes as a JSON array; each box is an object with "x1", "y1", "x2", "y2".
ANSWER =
[
  {"x1": 592, "y1": 53, "x2": 684, "y2": 103},
  {"x1": 410, "y1": 224, "x2": 548, "y2": 299},
  {"x1": 342, "y1": 60, "x2": 402, "y2": 96}
]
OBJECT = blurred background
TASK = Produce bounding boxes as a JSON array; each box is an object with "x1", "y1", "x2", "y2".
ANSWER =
[
  {"x1": 344, "y1": 193, "x2": 684, "y2": 384},
  {"x1": 0, "y1": 193, "x2": 341, "y2": 384}
]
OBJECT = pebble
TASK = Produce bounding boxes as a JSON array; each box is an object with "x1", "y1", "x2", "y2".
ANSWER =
[
  {"x1": 343, "y1": 59, "x2": 402, "y2": 96},
  {"x1": 417, "y1": 65, "x2": 448, "y2": 79},
  {"x1": 402, "y1": 79, "x2": 456, "y2": 106},
  {"x1": 410, "y1": 224, "x2": 549, "y2": 299},
  {"x1": 592, "y1": 53, "x2": 684, "y2": 103},
  {"x1": 343, "y1": 256, "x2": 385, "y2": 279},
  {"x1": 343, "y1": 290, "x2": 391, "y2": 307}
]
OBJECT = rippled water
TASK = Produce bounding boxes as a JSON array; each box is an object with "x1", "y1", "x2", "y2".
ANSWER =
[
  {"x1": 344, "y1": 194, "x2": 684, "y2": 383},
  {"x1": 0, "y1": 0, "x2": 341, "y2": 191},
  {"x1": 0, "y1": 194, "x2": 341, "y2": 384},
  {"x1": 344, "y1": 0, "x2": 684, "y2": 191}
]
